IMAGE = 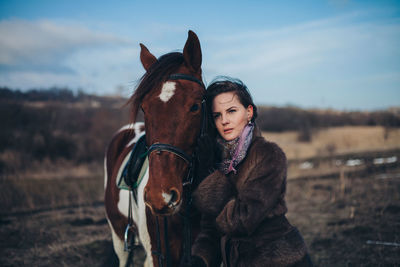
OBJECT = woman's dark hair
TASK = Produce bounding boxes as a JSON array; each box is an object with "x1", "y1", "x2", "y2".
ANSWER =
[{"x1": 206, "y1": 76, "x2": 258, "y2": 122}]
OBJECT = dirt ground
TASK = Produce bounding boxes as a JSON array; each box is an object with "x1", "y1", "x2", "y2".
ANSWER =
[
  {"x1": 286, "y1": 167, "x2": 400, "y2": 266},
  {"x1": 1, "y1": 166, "x2": 399, "y2": 266}
]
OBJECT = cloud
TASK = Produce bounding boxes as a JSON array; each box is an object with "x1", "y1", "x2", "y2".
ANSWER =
[
  {"x1": 203, "y1": 12, "x2": 362, "y2": 74},
  {"x1": 0, "y1": 19, "x2": 132, "y2": 67},
  {"x1": 201, "y1": 11, "x2": 400, "y2": 109},
  {"x1": 0, "y1": 19, "x2": 139, "y2": 94}
]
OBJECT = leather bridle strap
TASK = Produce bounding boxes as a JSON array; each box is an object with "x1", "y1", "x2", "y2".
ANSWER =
[
  {"x1": 147, "y1": 143, "x2": 191, "y2": 164},
  {"x1": 168, "y1": 73, "x2": 205, "y2": 88}
]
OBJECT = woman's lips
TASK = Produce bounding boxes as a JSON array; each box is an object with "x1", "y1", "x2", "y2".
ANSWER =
[{"x1": 224, "y1": 128, "x2": 233, "y2": 134}]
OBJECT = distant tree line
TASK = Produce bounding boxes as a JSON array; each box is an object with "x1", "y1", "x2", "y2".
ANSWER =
[
  {"x1": 0, "y1": 87, "x2": 114, "y2": 103},
  {"x1": 0, "y1": 100, "x2": 129, "y2": 168},
  {"x1": 0, "y1": 87, "x2": 398, "y2": 173},
  {"x1": 2, "y1": 87, "x2": 399, "y2": 130},
  {"x1": 257, "y1": 106, "x2": 400, "y2": 132},
  {"x1": 0, "y1": 87, "x2": 83, "y2": 102},
  {"x1": 0, "y1": 88, "x2": 131, "y2": 173}
]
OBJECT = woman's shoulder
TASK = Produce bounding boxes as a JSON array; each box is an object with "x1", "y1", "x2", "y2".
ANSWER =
[{"x1": 250, "y1": 136, "x2": 287, "y2": 164}]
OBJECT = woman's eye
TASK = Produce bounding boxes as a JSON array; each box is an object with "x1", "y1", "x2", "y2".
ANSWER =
[
  {"x1": 190, "y1": 104, "x2": 199, "y2": 112},
  {"x1": 213, "y1": 114, "x2": 220, "y2": 119},
  {"x1": 228, "y1": 109, "x2": 236, "y2": 113}
]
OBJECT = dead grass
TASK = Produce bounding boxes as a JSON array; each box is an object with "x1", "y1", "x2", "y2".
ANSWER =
[
  {"x1": 0, "y1": 176, "x2": 104, "y2": 214},
  {"x1": 263, "y1": 126, "x2": 400, "y2": 160},
  {"x1": 0, "y1": 158, "x2": 104, "y2": 213},
  {"x1": 0, "y1": 151, "x2": 103, "y2": 180}
]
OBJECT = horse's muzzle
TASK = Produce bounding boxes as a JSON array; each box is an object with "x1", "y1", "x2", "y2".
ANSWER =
[{"x1": 144, "y1": 187, "x2": 182, "y2": 215}]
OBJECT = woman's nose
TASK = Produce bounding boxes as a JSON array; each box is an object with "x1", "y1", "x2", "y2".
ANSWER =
[{"x1": 221, "y1": 114, "x2": 229, "y2": 125}]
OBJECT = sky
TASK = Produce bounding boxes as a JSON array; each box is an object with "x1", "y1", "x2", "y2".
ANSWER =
[{"x1": 0, "y1": 0, "x2": 399, "y2": 110}]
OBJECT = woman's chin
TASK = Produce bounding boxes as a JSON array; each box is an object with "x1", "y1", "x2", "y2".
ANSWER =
[{"x1": 222, "y1": 133, "x2": 238, "y2": 141}]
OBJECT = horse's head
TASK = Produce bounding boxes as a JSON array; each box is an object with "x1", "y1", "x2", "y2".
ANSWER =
[{"x1": 130, "y1": 31, "x2": 205, "y2": 215}]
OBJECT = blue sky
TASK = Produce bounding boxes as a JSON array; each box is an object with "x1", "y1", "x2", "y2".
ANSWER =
[{"x1": 0, "y1": 0, "x2": 399, "y2": 110}]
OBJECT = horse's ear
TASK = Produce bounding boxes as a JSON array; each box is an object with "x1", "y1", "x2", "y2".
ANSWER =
[
  {"x1": 183, "y1": 30, "x2": 202, "y2": 73},
  {"x1": 140, "y1": 43, "x2": 157, "y2": 71}
]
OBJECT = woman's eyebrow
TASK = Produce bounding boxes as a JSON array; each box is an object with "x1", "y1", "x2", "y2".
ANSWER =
[{"x1": 213, "y1": 106, "x2": 238, "y2": 114}]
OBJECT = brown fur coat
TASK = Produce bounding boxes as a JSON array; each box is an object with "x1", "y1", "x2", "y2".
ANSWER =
[{"x1": 192, "y1": 128, "x2": 310, "y2": 267}]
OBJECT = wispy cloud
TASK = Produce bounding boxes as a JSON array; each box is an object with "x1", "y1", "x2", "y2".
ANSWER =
[
  {"x1": 202, "y1": 10, "x2": 400, "y2": 109},
  {"x1": 204, "y1": 10, "x2": 395, "y2": 74},
  {"x1": 0, "y1": 19, "x2": 138, "y2": 94},
  {"x1": 0, "y1": 19, "x2": 132, "y2": 66}
]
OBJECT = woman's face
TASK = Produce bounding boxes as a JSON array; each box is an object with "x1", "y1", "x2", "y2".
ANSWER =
[{"x1": 212, "y1": 92, "x2": 253, "y2": 141}]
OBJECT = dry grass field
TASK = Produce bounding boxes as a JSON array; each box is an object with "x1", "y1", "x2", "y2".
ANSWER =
[
  {"x1": 1, "y1": 125, "x2": 399, "y2": 266},
  {"x1": 264, "y1": 126, "x2": 400, "y2": 160}
]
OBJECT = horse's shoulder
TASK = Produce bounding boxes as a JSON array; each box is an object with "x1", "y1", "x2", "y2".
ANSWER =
[
  {"x1": 109, "y1": 122, "x2": 144, "y2": 149},
  {"x1": 106, "y1": 122, "x2": 145, "y2": 169}
]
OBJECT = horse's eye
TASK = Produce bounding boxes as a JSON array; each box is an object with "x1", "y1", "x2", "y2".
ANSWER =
[{"x1": 190, "y1": 104, "x2": 199, "y2": 112}]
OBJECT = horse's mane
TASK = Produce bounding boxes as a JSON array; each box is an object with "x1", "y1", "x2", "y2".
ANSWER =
[{"x1": 129, "y1": 52, "x2": 184, "y2": 122}]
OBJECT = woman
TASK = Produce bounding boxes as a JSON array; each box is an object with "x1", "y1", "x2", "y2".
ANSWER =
[{"x1": 191, "y1": 78, "x2": 312, "y2": 267}]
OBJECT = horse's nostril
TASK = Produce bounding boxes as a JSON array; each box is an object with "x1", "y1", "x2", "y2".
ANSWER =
[
  {"x1": 170, "y1": 191, "x2": 177, "y2": 203},
  {"x1": 169, "y1": 188, "x2": 180, "y2": 205}
]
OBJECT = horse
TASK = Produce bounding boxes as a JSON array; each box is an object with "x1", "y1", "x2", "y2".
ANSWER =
[{"x1": 104, "y1": 30, "x2": 206, "y2": 267}]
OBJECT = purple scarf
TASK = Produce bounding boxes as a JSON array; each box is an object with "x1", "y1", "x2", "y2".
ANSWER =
[{"x1": 217, "y1": 123, "x2": 254, "y2": 174}]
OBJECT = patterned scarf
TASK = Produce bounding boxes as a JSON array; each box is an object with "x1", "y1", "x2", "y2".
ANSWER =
[{"x1": 217, "y1": 123, "x2": 254, "y2": 174}]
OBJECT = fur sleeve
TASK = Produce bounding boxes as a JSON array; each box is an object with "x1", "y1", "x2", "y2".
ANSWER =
[
  {"x1": 215, "y1": 142, "x2": 287, "y2": 236},
  {"x1": 192, "y1": 170, "x2": 236, "y2": 217}
]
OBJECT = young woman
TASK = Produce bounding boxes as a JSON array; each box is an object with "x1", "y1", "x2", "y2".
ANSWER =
[{"x1": 190, "y1": 78, "x2": 312, "y2": 267}]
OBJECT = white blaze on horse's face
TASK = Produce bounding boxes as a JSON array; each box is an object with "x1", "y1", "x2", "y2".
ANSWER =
[{"x1": 159, "y1": 81, "x2": 176, "y2": 102}]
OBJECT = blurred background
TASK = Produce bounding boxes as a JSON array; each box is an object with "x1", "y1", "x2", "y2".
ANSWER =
[{"x1": 0, "y1": 0, "x2": 399, "y2": 266}]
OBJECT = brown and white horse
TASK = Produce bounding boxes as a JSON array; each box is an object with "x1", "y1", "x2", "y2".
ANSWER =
[{"x1": 104, "y1": 31, "x2": 205, "y2": 267}]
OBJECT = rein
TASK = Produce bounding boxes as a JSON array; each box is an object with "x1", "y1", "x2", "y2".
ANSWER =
[{"x1": 146, "y1": 73, "x2": 207, "y2": 267}]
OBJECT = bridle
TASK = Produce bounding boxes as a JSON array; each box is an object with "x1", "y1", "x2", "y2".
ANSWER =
[{"x1": 146, "y1": 73, "x2": 207, "y2": 267}]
